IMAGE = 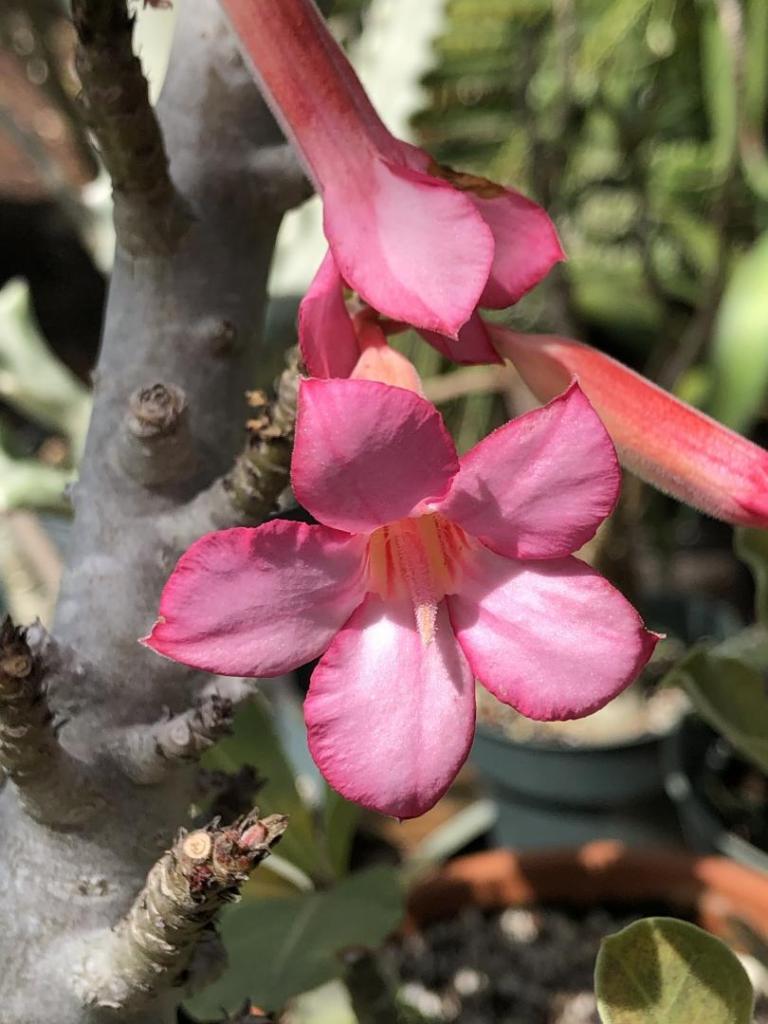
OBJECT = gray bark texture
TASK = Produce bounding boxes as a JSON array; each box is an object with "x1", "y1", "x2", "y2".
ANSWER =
[{"x1": 0, "y1": 3, "x2": 302, "y2": 1020}]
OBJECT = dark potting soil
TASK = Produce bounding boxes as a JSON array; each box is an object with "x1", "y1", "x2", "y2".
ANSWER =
[{"x1": 391, "y1": 904, "x2": 768, "y2": 1024}]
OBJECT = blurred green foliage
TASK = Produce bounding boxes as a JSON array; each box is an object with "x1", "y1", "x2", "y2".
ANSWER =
[
  {"x1": 187, "y1": 866, "x2": 403, "y2": 1017},
  {"x1": 418, "y1": 0, "x2": 760, "y2": 337},
  {"x1": 664, "y1": 530, "x2": 768, "y2": 776},
  {"x1": 400, "y1": 0, "x2": 768, "y2": 447}
]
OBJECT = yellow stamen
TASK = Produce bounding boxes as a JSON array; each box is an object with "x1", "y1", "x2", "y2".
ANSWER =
[{"x1": 367, "y1": 514, "x2": 473, "y2": 645}]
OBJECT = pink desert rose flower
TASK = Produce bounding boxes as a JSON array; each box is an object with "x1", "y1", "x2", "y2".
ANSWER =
[
  {"x1": 144, "y1": 378, "x2": 657, "y2": 818},
  {"x1": 219, "y1": 0, "x2": 564, "y2": 372}
]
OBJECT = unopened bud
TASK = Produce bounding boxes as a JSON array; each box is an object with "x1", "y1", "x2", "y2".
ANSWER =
[{"x1": 493, "y1": 325, "x2": 768, "y2": 529}]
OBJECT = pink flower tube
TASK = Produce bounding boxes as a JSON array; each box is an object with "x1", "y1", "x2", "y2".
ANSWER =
[
  {"x1": 145, "y1": 377, "x2": 656, "y2": 818},
  {"x1": 492, "y1": 325, "x2": 768, "y2": 528},
  {"x1": 219, "y1": 0, "x2": 563, "y2": 366}
]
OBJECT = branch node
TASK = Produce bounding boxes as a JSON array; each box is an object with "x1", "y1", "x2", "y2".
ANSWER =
[
  {"x1": 129, "y1": 382, "x2": 187, "y2": 438},
  {"x1": 248, "y1": 143, "x2": 313, "y2": 212},
  {"x1": 117, "y1": 382, "x2": 198, "y2": 486},
  {"x1": 113, "y1": 680, "x2": 256, "y2": 784},
  {"x1": 73, "y1": 809, "x2": 288, "y2": 1010},
  {"x1": 160, "y1": 347, "x2": 300, "y2": 543}
]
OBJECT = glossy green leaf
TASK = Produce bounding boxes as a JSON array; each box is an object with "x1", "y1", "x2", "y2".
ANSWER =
[
  {"x1": 186, "y1": 866, "x2": 404, "y2": 1016},
  {"x1": 596, "y1": 917, "x2": 753, "y2": 1024},
  {"x1": 710, "y1": 232, "x2": 768, "y2": 434},
  {"x1": 323, "y1": 785, "x2": 361, "y2": 879},
  {"x1": 203, "y1": 698, "x2": 321, "y2": 878},
  {"x1": 735, "y1": 527, "x2": 768, "y2": 625},
  {"x1": 670, "y1": 646, "x2": 768, "y2": 774}
]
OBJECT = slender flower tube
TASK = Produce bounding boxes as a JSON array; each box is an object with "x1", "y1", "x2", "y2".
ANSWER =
[
  {"x1": 349, "y1": 315, "x2": 425, "y2": 394},
  {"x1": 144, "y1": 378, "x2": 656, "y2": 818},
  {"x1": 492, "y1": 325, "x2": 768, "y2": 528},
  {"x1": 220, "y1": 0, "x2": 563, "y2": 357}
]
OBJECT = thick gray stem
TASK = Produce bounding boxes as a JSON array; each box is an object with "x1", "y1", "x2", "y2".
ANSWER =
[{"x1": 0, "y1": 2, "x2": 295, "y2": 1021}]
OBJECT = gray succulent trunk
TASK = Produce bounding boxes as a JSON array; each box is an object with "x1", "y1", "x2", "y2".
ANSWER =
[{"x1": 0, "y1": 4, "x2": 294, "y2": 1020}]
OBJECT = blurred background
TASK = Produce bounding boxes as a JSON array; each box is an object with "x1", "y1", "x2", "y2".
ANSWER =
[{"x1": 3, "y1": 2, "x2": 768, "y2": 1021}]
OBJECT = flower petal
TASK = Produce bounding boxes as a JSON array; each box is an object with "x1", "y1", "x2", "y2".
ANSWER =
[
  {"x1": 418, "y1": 311, "x2": 502, "y2": 366},
  {"x1": 449, "y1": 548, "x2": 657, "y2": 721},
  {"x1": 143, "y1": 522, "x2": 367, "y2": 676},
  {"x1": 293, "y1": 377, "x2": 459, "y2": 533},
  {"x1": 323, "y1": 158, "x2": 494, "y2": 338},
  {"x1": 437, "y1": 382, "x2": 620, "y2": 559},
  {"x1": 474, "y1": 188, "x2": 565, "y2": 308},
  {"x1": 305, "y1": 593, "x2": 476, "y2": 818},
  {"x1": 298, "y1": 251, "x2": 360, "y2": 378}
]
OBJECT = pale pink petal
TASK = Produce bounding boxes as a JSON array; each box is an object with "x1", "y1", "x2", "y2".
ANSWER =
[
  {"x1": 293, "y1": 378, "x2": 459, "y2": 534},
  {"x1": 397, "y1": 142, "x2": 563, "y2": 311},
  {"x1": 449, "y1": 548, "x2": 657, "y2": 721},
  {"x1": 298, "y1": 251, "x2": 360, "y2": 378},
  {"x1": 323, "y1": 158, "x2": 494, "y2": 338},
  {"x1": 143, "y1": 522, "x2": 367, "y2": 677},
  {"x1": 475, "y1": 188, "x2": 565, "y2": 308},
  {"x1": 305, "y1": 593, "x2": 476, "y2": 818},
  {"x1": 418, "y1": 311, "x2": 502, "y2": 366},
  {"x1": 436, "y1": 383, "x2": 620, "y2": 559}
]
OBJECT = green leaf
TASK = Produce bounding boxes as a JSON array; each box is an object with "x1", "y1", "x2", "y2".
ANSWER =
[
  {"x1": 714, "y1": 624, "x2": 768, "y2": 674},
  {"x1": 0, "y1": 279, "x2": 91, "y2": 456},
  {"x1": 186, "y1": 866, "x2": 404, "y2": 1016},
  {"x1": 203, "y1": 698, "x2": 321, "y2": 878},
  {"x1": 575, "y1": 0, "x2": 652, "y2": 78},
  {"x1": 596, "y1": 917, "x2": 753, "y2": 1024},
  {"x1": 669, "y1": 646, "x2": 768, "y2": 774},
  {"x1": 735, "y1": 527, "x2": 768, "y2": 625},
  {"x1": 710, "y1": 232, "x2": 768, "y2": 434},
  {"x1": 323, "y1": 784, "x2": 361, "y2": 879},
  {"x1": 700, "y1": 7, "x2": 738, "y2": 176}
]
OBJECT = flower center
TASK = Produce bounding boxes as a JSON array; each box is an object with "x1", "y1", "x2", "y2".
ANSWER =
[{"x1": 367, "y1": 514, "x2": 474, "y2": 645}]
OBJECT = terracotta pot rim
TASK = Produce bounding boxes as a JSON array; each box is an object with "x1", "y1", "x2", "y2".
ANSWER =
[{"x1": 407, "y1": 840, "x2": 768, "y2": 940}]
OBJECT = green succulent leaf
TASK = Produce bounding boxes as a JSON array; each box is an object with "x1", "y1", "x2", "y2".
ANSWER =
[
  {"x1": 186, "y1": 866, "x2": 404, "y2": 1016},
  {"x1": 596, "y1": 917, "x2": 753, "y2": 1024},
  {"x1": 323, "y1": 785, "x2": 361, "y2": 879},
  {"x1": 669, "y1": 644, "x2": 768, "y2": 774},
  {"x1": 203, "y1": 698, "x2": 322, "y2": 879},
  {"x1": 710, "y1": 232, "x2": 768, "y2": 434},
  {"x1": 736, "y1": 527, "x2": 768, "y2": 626}
]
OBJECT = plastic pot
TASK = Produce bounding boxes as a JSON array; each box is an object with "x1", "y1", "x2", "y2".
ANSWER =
[
  {"x1": 471, "y1": 724, "x2": 682, "y2": 849},
  {"x1": 469, "y1": 591, "x2": 738, "y2": 850},
  {"x1": 663, "y1": 715, "x2": 768, "y2": 873}
]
